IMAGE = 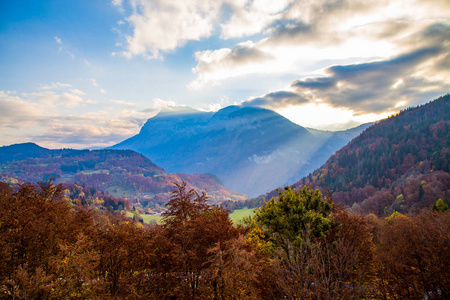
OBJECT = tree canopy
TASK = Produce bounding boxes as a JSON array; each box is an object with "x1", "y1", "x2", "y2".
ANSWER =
[
  {"x1": 1, "y1": 180, "x2": 449, "y2": 299},
  {"x1": 254, "y1": 186, "x2": 333, "y2": 247}
]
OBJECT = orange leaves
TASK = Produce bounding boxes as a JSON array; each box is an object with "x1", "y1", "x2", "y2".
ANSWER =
[
  {"x1": 2, "y1": 180, "x2": 448, "y2": 298},
  {"x1": 247, "y1": 227, "x2": 274, "y2": 254},
  {"x1": 374, "y1": 211, "x2": 450, "y2": 299}
]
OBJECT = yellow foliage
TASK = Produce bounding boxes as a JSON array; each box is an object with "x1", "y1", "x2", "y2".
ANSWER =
[
  {"x1": 384, "y1": 211, "x2": 408, "y2": 224},
  {"x1": 8, "y1": 178, "x2": 18, "y2": 184},
  {"x1": 247, "y1": 227, "x2": 274, "y2": 253}
]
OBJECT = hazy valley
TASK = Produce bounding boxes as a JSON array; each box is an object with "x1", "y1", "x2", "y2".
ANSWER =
[{"x1": 112, "y1": 105, "x2": 370, "y2": 196}]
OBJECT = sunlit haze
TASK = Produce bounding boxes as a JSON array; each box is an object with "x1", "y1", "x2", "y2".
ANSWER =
[{"x1": 276, "y1": 103, "x2": 394, "y2": 131}]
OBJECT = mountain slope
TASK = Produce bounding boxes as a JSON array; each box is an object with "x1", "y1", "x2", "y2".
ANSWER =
[
  {"x1": 113, "y1": 105, "x2": 367, "y2": 196},
  {"x1": 0, "y1": 144, "x2": 246, "y2": 205},
  {"x1": 0, "y1": 142, "x2": 71, "y2": 164},
  {"x1": 264, "y1": 94, "x2": 450, "y2": 215}
]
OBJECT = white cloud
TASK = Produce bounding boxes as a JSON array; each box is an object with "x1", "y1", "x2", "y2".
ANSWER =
[
  {"x1": 0, "y1": 91, "x2": 44, "y2": 128},
  {"x1": 40, "y1": 82, "x2": 72, "y2": 90},
  {"x1": 185, "y1": 0, "x2": 450, "y2": 89},
  {"x1": 112, "y1": 0, "x2": 123, "y2": 7},
  {"x1": 119, "y1": 0, "x2": 224, "y2": 59},
  {"x1": 152, "y1": 98, "x2": 177, "y2": 109},
  {"x1": 61, "y1": 93, "x2": 84, "y2": 107},
  {"x1": 0, "y1": 86, "x2": 157, "y2": 148},
  {"x1": 188, "y1": 40, "x2": 274, "y2": 89},
  {"x1": 90, "y1": 78, "x2": 107, "y2": 94},
  {"x1": 220, "y1": 0, "x2": 293, "y2": 39},
  {"x1": 115, "y1": 0, "x2": 296, "y2": 59},
  {"x1": 55, "y1": 36, "x2": 63, "y2": 52},
  {"x1": 70, "y1": 89, "x2": 86, "y2": 96},
  {"x1": 203, "y1": 103, "x2": 223, "y2": 112},
  {"x1": 21, "y1": 88, "x2": 94, "y2": 108}
]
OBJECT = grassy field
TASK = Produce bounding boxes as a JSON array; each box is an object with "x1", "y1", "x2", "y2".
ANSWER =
[
  {"x1": 125, "y1": 207, "x2": 256, "y2": 225},
  {"x1": 229, "y1": 207, "x2": 255, "y2": 225},
  {"x1": 126, "y1": 212, "x2": 163, "y2": 224}
]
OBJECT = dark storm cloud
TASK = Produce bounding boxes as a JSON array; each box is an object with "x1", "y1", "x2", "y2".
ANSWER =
[
  {"x1": 290, "y1": 46, "x2": 448, "y2": 112},
  {"x1": 269, "y1": 20, "x2": 314, "y2": 39},
  {"x1": 243, "y1": 90, "x2": 308, "y2": 108},
  {"x1": 265, "y1": 19, "x2": 342, "y2": 47},
  {"x1": 328, "y1": 46, "x2": 442, "y2": 78},
  {"x1": 292, "y1": 77, "x2": 335, "y2": 90},
  {"x1": 291, "y1": 46, "x2": 441, "y2": 91},
  {"x1": 243, "y1": 42, "x2": 449, "y2": 113}
]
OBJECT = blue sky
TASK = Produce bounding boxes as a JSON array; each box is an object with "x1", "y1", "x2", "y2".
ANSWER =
[{"x1": 1, "y1": 0, "x2": 449, "y2": 148}]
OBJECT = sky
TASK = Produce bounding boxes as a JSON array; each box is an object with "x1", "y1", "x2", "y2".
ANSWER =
[{"x1": 0, "y1": 0, "x2": 449, "y2": 149}]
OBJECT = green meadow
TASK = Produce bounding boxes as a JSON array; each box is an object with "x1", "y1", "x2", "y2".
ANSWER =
[{"x1": 126, "y1": 207, "x2": 255, "y2": 225}]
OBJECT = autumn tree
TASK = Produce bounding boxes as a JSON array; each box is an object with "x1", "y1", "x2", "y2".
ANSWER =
[
  {"x1": 375, "y1": 211, "x2": 450, "y2": 299},
  {"x1": 0, "y1": 182, "x2": 70, "y2": 279},
  {"x1": 10, "y1": 179, "x2": 450, "y2": 298},
  {"x1": 252, "y1": 187, "x2": 376, "y2": 299},
  {"x1": 0, "y1": 181, "x2": 98, "y2": 298},
  {"x1": 153, "y1": 181, "x2": 276, "y2": 299}
]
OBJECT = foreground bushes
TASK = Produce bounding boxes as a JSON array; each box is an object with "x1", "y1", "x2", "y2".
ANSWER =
[{"x1": 0, "y1": 182, "x2": 449, "y2": 299}]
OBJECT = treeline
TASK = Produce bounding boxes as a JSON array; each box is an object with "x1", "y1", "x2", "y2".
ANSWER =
[
  {"x1": 220, "y1": 196, "x2": 265, "y2": 212},
  {"x1": 1, "y1": 149, "x2": 164, "y2": 186},
  {"x1": 1, "y1": 181, "x2": 449, "y2": 299}
]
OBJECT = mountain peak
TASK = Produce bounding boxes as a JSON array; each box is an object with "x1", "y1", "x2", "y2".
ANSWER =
[
  {"x1": 113, "y1": 104, "x2": 363, "y2": 196},
  {"x1": 156, "y1": 106, "x2": 202, "y2": 118},
  {"x1": 0, "y1": 142, "x2": 52, "y2": 164},
  {"x1": 212, "y1": 105, "x2": 276, "y2": 119},
  {"x1": 1, "y1": 142, "x2": 46, "y2": 150}
]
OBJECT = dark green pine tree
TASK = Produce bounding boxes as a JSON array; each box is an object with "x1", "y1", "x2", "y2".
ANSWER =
[
  {"x1": 418, "y1": 184, "x2": 425, "y2": 201},
  {"x1": 253, "y1": 186, "x2": 334, "y2": 248}
]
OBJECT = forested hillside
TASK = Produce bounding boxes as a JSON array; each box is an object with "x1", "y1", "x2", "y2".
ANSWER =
[
  {"x1": 265, "y1": 94, "x2": 450, "y2": 215},
  {"x1": 0, "y1": 143, "x2": 71, "y2": 164},
  {"x1": 0, "y1": 145, "x2": 246, "y2": 209}
]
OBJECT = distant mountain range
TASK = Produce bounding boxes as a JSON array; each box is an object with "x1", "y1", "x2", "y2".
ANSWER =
[
  {"x1": 113, "y1": 105, "x2": 370, "y2": 196},
  {"x1": 261, "y1": 94, "x2": 450, "y2": 215},
  {"x1": 3, "y1": 94, "x2": 448, "y2": 215},
  {"x1": 0, "y1": 145, "x2": 246, "y2": 205}
]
